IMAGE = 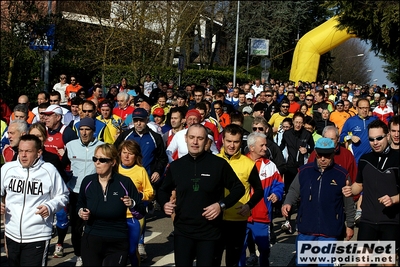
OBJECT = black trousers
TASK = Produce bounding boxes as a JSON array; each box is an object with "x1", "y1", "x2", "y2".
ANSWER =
[
  {"x1": 6, "y1": 237, "x2": 49, "y2": 266},
  {"x1": 81, "y1": 233, "x2": 129, "y2": 266},
  {"x1": 214, "y1": 220, "x2": 248, "y2": 267},
  {"x1": 174, "y1": 234, "x2": 218, "y2": 266},
  {"x1": 69, "y1": 191, "x2": 84, "y2": 257}
]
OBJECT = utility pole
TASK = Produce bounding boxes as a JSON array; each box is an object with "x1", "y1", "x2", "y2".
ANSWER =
[
  {"x1": 233, "y1": 1, "x2": 240, "y2": 87},
  {"x1": 43, "y1": 0, "x2": 52, "y2": 92}
]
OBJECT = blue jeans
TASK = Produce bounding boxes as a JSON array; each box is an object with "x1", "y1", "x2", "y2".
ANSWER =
[
  {"x1": 296, "y1": 233, "x2": 337, "y2": 266},
  {"x1": 239, "y1": 222, "x2": 270, "y2": 267}
]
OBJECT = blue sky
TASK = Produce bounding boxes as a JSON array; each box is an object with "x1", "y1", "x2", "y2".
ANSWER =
[
  {"x1": 361, "y1": 40, "x2": 394, "y2": 88},
  {"x1": 368, "y1": 51, "x2": 394, "y2": 88}
]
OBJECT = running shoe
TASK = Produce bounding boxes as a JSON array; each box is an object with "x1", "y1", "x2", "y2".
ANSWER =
[
  {"x1": 75, "y1": 256, "x2": 83, "y2": 266},
  {"x1": 246, "y1": 253, "x2": 259, "y2": 266},
  {"x1": 53, "y1": 244, "x2": 64, "y2": 258},
  {"x1": 138, "y1": 244, "x2": 147, "y2": 261},
  {"x1": 281, "y1": 220, "x2": 293, "y2": 234}
]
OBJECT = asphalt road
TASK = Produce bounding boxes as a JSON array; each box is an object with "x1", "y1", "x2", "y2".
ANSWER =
[
  {"x1": 1, "y1": 209, "x2": 362, "y2": 266},
  {"x1": 1, "y1": 209, "x2": 299, "y2": 266}
]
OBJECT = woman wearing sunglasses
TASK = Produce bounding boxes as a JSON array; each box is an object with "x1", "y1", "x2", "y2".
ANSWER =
[
  {"x1": 117, "y1": 140, "x2": 154, "y2": 266},
  {"x1": 77, "y1": 143, "x2": 146, "y2": 266}
]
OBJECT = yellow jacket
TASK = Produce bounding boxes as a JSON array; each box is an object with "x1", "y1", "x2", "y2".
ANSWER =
[
  {"x1": 217, "y1": 148, "x2": 255, "y2": 221},
  {"x1": 118, "y1": 164, "x2": 155, "y2": 218},
  {"x1": 96, "y1": 114, "x2": 124, "y2": 143}
]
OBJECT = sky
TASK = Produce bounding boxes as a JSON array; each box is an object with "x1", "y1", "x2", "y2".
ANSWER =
[
  {"x1": 361, "y1": 41, "x2": 394, "y2": 88},
  {"x1": 368, "y1": 51, "x2": 394, "y2": 88}
]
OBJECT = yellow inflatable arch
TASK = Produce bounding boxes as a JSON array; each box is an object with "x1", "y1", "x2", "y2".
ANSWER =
[{"x1": 289, "y1": 16, "x2": 356, "y2": 85}]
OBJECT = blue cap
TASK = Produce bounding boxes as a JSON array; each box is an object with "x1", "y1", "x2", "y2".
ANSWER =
[
  {"x1": 127, "y1": 90, "x2": 137, "y2": 97},
  {"x1": 315, "y1": 137, "x2": 335, "y2": 154},
  {"x1": 79, "y1": 117, "x2": 95, "y2": 131},
  {"x1": 132, "y1": 108, "x2": 148, "y2": 119}
]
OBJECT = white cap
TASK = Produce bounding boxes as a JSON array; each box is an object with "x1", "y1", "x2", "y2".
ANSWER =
[
  {"x1": 246, "y1": 93, "x2": 253, "y2": 99},
  {"x1": 242, "y1": 106, "x2": 253, "y2": 114},
  {"x1": 40, "y1": 104, "x2": 63, "y2": 115}
]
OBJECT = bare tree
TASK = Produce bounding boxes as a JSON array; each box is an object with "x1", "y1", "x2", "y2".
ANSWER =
[
  {"x1": 329, "y1": 39, "x2": 372, "y2": 85},
  {"x1": 1, "y1": 1, "x2": 56, "y2": 86}
]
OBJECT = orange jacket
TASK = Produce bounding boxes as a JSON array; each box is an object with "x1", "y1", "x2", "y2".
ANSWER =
[{"x1": 66, "y1": 83, "x2": 83, "y2": 106}]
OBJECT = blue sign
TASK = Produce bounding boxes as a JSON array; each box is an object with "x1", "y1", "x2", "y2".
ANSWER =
[
  {"x1": 250, "y1": 38, "x2": 269, "y2": 56},
  {"x1": 29, "y1": 24, "x2": 55, "y2": 51}
]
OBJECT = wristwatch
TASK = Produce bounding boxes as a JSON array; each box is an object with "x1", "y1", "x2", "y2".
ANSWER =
[{"x1": 219, "y1": 201, "x2": 226, "y2": 211}]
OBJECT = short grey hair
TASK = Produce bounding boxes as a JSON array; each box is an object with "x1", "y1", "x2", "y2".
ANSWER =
[
  {"x1": 13, "y1": 104, "x2": 28, "y2": 117},
  {"x1": 117, "y1": 91, "x2": 129, "y2": 102},
  {"x1": 10, "y1": 119, "x2": 28, "y2": 134},
  {"x1": 322, "y1": 125, "x2": 339, "y2": 138},
  {"x1": 247, "y1": 132, "x2": 266, "y2": 148}
]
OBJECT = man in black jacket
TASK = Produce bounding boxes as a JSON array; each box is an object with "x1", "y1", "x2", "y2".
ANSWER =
[
  {"x1": 342, "y1": 119, "x2": 399, "y2": 256},
  {"x1": 158, "y1": 124, "x2": 245, "y2": 266}
]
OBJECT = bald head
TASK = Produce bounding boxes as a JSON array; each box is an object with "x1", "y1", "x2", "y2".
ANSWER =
[
  {"x1": 18, "y1": 95, "x2": 29, "y2": 106},
  {"x1": 139, "y1": 101, "x2": 151, "y2": 114}
]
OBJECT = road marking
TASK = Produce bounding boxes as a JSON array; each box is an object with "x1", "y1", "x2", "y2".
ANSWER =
[
  {"x1": 151, "y1": 250, "x2": 175, "y2": 266},
  {"x1": 43, "y1": 231, "x2": 163, "y2": 264}
]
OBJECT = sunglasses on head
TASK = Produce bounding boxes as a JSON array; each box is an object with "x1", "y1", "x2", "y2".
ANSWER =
[
  {"x1": 368, "y1": 135, "x2": 386, "y2": 142},
  {"x1": 92, "y1": 156, "x2": 112, "y2": 163}
]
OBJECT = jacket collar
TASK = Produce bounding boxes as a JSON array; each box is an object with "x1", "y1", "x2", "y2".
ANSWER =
[{"x1": 218, "y1": 147, "x2": 242, "y2": 160}]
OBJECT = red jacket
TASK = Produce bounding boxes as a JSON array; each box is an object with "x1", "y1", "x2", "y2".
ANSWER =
[
  {"x1": 372, "y1": 105, "x2": 394, "y2": 125},
  {"x1": 246, "y1": 156, "x2": 284, "y2": 223}
]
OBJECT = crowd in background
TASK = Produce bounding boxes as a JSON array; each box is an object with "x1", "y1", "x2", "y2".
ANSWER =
[{"x1": 1, "y1": 73, "x2": 399, "y2": 266}]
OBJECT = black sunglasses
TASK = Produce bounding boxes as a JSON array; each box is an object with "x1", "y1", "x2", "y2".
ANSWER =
[
  {"x1": 368, "y1": 135, "x2": 386, "y2": 142},
  {"x1": 252, "y1": 127, "x2": 265, "y2": 131},
  {"x1": 281, "y1": 105, "x2": 289, "y2": 108},
  {"x1": 82, "y1": 109, "x2": 94, "y2": 113},
  {"x1": 316, "y1": 153, "x2": 332, "y2": 158},
  {"x1": 92, "y1": 156, "x2": 112, "y2": 163}
]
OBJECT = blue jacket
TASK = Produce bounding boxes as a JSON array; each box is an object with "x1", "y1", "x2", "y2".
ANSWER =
[
  {"x1": 73, "y1": 118, "x2": 108, "y2": 143},
  {"x1": 285, "y1": 160, "x2": 354, "y2": 238},
  {"x1": 340, "y1": 115, "x2": 377, "y2": 163}
]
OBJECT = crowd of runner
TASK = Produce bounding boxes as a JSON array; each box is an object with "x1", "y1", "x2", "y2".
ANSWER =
[{"x1": 1, "y1": 74, "x2": 399, "y2": 266}]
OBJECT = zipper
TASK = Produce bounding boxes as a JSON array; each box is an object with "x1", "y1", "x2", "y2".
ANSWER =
[
  {"x1": 103, "y1": 183, "x2": 109, "y2": 202},
  {"x1": 20, "y1": 168, "x2": 29, "y2": 242},
  {"x1": 84, "y1": 146, "x2": 88, "y2": 177},
  {"x1": 317, "y1": 172, "x2": 323, "y2": 234}
]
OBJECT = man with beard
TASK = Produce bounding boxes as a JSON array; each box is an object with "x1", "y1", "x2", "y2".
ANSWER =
[{"x1": 268, "y1": 100, "x2": 293, "y2": 136}]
